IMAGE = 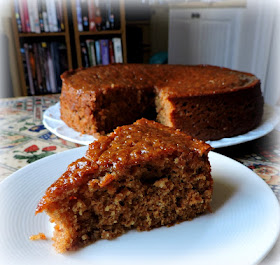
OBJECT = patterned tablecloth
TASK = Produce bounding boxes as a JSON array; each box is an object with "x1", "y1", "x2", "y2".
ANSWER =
[{"x1": 0, "y1": 95, "x2": 280, "y2": 264}]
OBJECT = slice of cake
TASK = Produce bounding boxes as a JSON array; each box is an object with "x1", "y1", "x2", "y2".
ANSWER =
[{"x1": 36, "y1": 118, "x2": 213, "y2": 253}]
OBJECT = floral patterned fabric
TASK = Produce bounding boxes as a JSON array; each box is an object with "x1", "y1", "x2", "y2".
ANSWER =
[
  {"x1": 0, "y1": 95, "x2": 79, "y2": 181},
  {"x1": 216, "y1": 131, "x2": 280, "y2": 201}
]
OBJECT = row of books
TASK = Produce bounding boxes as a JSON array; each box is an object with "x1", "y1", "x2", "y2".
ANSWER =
[
  {"x1": 21, "y1": 42, "x2": 68, "y2": 95},
  {"x1": 14, "y1": 0, "x2": 64, "y2": 33},
  {"x1": 76, "y1": 0, "x2": 120, "y2": 32},
  {"x1": 81, "y1": 37, "x2": 123, "y2": 67}
]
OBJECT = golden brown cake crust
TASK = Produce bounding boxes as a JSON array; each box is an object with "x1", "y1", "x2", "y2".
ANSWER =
[
  {"x1": 61, "y1": 64, "x2": 258, "y2": 96},
  {"x1": 36, "y1": 119, "x2": 213, "y2": 253},
  {"x1": 60, "y1": 64, "x2": 263, "y2": 140}
]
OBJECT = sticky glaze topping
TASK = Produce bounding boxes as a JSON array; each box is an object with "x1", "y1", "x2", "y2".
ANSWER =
[{"x1": 61, "y1": 64, "x2": 258, "y2": 97}]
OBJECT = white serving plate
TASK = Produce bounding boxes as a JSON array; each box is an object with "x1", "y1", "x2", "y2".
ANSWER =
[{"x1": 0, "y1": 147, "x2": 279, "y2": 265}]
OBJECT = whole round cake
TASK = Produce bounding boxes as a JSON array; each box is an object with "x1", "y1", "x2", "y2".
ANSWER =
[{"x1": 60, "y1": 64, "x2": 264, "y2": 141}]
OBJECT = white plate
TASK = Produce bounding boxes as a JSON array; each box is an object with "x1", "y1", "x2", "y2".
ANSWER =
[
  {"x1": 43, "y1": 103, "x2": 280, "y2": 148},
  {"x1": 0, "y1": 147, "x2": 279, "y2": 265}
]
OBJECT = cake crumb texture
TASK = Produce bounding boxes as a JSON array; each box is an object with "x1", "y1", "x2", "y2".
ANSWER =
[{"x1": 29, "y1": 233, "x2": 47, "y2": 241}]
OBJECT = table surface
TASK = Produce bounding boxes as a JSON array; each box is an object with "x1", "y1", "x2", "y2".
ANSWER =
[{"x1": 0, "y1": 95, "x2": 280, "y2": 265}]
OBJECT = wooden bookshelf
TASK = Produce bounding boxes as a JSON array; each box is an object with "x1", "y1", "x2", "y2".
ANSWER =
[
  {"x1": 11, "y1": 0, "x2": 72, "y2": 96},
  {"x1": 12, "y1": 0, "x2": 128, "y2": 96},
  {"x1": 71, "y1": 0, "x2": 127, "y2": 68}
]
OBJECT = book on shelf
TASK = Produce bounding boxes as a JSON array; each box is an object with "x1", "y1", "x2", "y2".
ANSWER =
[
  {"x1": 95, "y1": 3, "x2": 102, "y2": 31},
  {"x1": 27, "y1": 0, "x2": 35, "y2": 32},
  {"x1": 50, "y1": 42, "x2": 61, "y2": 92},
  {"x1": 14, "y1": 0, "x2": 22, "y2": 32},
  {"x1": 20, "y1": 48, "x2": 29, "y2": 89},
  {"x1": 100, "y1": 39, "x2": 109, "y2": 65},
  {"x1": 108, "y1": 39, "x2": 115, "y2": 64},
  {"x1": 81, "y1": 42, "x2": 90, "y2": 68},
  {"x1": 94, "y1": 40, "x2": 101, "y2": 65},
  {"x1": 41, "y1": 0, "x2": 50, "y2": 32},
  {"x1": 104, "y1": 0, "x2": 115, "y2": 30},
  {"x1": 110, "y1": 0, "x2": 120, "y2": 30},
  {"x1": 76, "y1": 0, "x2": 83, "y2": 31},
  {"x1": 104, "y1": 0, "x2": 111, "y2": 30},
  {"x1": 80, "y1": 37, "x2": 123, "y2": 67},
  {"x1": 47, "y1": 47, "x2": 56, "y2": 93},
  {"x1": 28, "y1": 0, "x2": 40, "y2": 33},
  {"x1": 56, "y1": 0, "x2": 64, "y2": 31},
  {"x1": 46, "y1": 0, "x2": 58, "y2": 32},
  {"x1": 112, "y1": 37, "x2": 123, "y2": 63},
  {"x1": 81, "y1": 0, "x2": 89, "y2": 31},
  {"x1": 75, "y1": 0, "x2": 120, "y2": 32},
  {"x1": 21, "y1": 41, "x2": 68, "y2": 95},
  {"x1": 37, "y1": 0, "x2": 45, "y2": 32},
  {"x1": 88, "y1": 0, "x2": 96, "y2": 31},
  {"x1": 20, "y1": 0, "x2": 31, "y2": 32},
  {"x1": 41, "y1": 42, "x2": 51, "y2": 93},
  {"x1": 33, "y1": 43, "x2": 43, "y2": 93},
  {"x1": 23, "y1": 43, "x2": 35, "y2": 95},
  {"x1": 99, "y1": 0, "x2": 107, "y2": 30},
  {"x1": 14, "y1": 0, "x2": 64, "y2": 33},
  {"x1": 37, "y1": 43, "x2": 47, "y2": 93},
  {"x1": 58, "y1": 43, "x2": 68, "y2": 75},
  {"x1": 86, "y1": 39, "x2": 97, "y2": 66}
]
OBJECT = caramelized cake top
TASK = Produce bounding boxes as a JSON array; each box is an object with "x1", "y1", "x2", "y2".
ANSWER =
[
  {"x1": 158, "y1": 65, "x2": 259, "y2": 98},
  {"x1": 61, "y1": 64, "x2": 259, "y2": 97},
  {"x1": 36, "y1": 118, "x2": 212, "y2": 214}
]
